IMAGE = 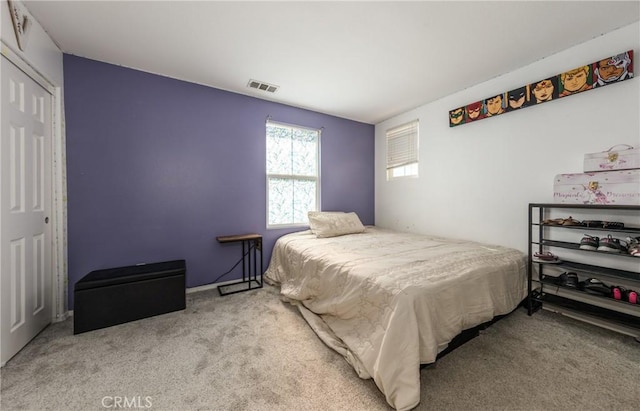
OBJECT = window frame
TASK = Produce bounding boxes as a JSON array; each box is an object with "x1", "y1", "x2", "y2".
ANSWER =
[
  {"x1": 265, "y1": 120, "x2": 321, "y2": 229},
  {"x1": 386, "y1": 119, "x2": 419, "y2": 180}
]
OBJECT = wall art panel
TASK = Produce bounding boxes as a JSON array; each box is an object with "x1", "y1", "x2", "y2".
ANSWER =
[{"x1": 449, "y1": 50, "x2": 634, "y2": 127}]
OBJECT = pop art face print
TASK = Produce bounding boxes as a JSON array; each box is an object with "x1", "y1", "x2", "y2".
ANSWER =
[
  {"x1": 530, "y1": 77, "x2": 558, "y2": 104},
  {"x1": 484, "y1": 93, "x2": 506, "y2": 117},
  {"x1": 559, "y1": 65, "x2": 593, "y2": 97},
  {"x1": 449, "y1": 107, "x2": 466, "y2": 127},
  {"x1": 593, "y1": 51, "x2": 634, "y2": 87},
  {"x1": 465, "y1": 101, "x2": 485, "y2": 121},
  {"x1": 448, "y1": 50, "x2": 634, "y2": 127},
  {"x1": 506, "y1": 86, "x2": 530, "y2": 111}
]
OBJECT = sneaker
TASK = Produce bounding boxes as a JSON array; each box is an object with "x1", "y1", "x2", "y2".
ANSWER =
[
  {"x1": 597, "y1": 235, "x2": 628, "y2": 253},
  {"x1": 579, "y1": 234, "x2": 599, "y2": 251},
  {"x1": 627, "y1": 236, "x2": 640, "y2": 257}
]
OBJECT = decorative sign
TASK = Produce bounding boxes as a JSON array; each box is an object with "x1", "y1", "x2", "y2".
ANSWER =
[
  {"x1": 8, "y1": 0, "x2": 32, "y2": 51},
  {"x1": 449, "y1": 50, "x2": 634, "y2": 127}
]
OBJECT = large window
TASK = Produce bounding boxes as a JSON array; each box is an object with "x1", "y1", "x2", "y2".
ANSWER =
[
  {"x1": 386, "y1": 120, "x2": 419, "y2": 180},
  {"x1": 266, "y1": 121, "x2": 320, "y2": 228}
]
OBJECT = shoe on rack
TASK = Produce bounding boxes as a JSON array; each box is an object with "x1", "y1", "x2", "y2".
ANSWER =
[
  {"x1": 602, "y1": 221, "x2": 625, "y2": 229},
  {"x1": 626, "y1": 236, "x2": 640, "y2": 257},
  {"x1": 612, "y1": 285, "x2": 623, "y2": 300},
  {"x1": 561, "y1": 216, "x2": 584, "y2": 226},
  {"x1": 533, "y1": 251, "x2": 561, "y2": 263},
  {"x1": 578, "y1": 278, "x2": 612, "y2": 297},
  {"x1": 597, "y1": 235, "x2": 628, "y2": 253},
  {"x1": 579, "y1": 235, "x2": 599, "y2": 251},
  {"x1": 582, "y1": 220, "x2": 603, "y2": 228},
  {"x1": 542, "y1": 217, "x2": 583, "y2": 226},
  {"x1": 556, "y1": 272, "x2": 579, "y2": 288},
  {"x1": 611, "y1": 285, "x2": 637, "y2": 303}
]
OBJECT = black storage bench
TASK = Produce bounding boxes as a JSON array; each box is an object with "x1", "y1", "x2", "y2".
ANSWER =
[{"x1": 74, "y1": 260, "x2": 186, "y2": 334}]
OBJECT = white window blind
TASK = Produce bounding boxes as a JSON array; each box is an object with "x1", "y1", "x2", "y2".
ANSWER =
[{"x1": 386, "y1": 120, "x2": 418, "y2": 179}]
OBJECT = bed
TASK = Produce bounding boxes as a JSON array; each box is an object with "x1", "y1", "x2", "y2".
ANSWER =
[{"x1": 264, "y1": 214, "x2": 527, "y2": 411}]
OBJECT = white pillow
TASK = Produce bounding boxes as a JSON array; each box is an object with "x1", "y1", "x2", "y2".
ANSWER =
[
  {"x1": 308, "y1": 211, "x2": 365, "y2": 238},
  {"x1": 307, "y1": 211, "x2": 344, "y2": 234}
]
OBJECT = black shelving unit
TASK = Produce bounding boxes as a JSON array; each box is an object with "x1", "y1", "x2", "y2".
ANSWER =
[{"x1": 527, "y1": 203, "x2": 640, "y2": 341}]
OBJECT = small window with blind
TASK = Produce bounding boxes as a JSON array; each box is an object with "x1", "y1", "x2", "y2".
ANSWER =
[{"x1": 386, "y1": 120, "x2": 419, "y2": 180}]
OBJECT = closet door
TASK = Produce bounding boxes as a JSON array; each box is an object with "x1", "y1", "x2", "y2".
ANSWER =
[{"x1": 1, "y1": 55, "x2": 53, "y2": 366}]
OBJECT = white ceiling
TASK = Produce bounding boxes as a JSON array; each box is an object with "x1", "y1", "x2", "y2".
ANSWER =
[{"x1": 24, "y1": 1, "x2": 640, "y2": 124}]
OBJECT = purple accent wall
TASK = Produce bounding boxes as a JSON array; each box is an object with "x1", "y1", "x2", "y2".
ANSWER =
[{"x1": 63, "y1": 55, "x2": 374, "y2": 308}]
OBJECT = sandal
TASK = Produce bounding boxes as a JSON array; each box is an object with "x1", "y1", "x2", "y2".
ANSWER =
[
  {"x1": 542, "y1": 218, "x2": 564, "y2": 225},
  {"x1": 533, "y1": 251, "x2": 560, "y2": 263},
  {"x1": 561, "y1": 216, "x2": 583, "y2": 226},
  {"x1": 602, "y1": 221, "x2": 625, "y2": 229}
]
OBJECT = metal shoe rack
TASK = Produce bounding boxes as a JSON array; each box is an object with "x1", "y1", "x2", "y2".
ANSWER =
[{"x1": 527, "y1": 203, "x2": 640, "y2": 341}]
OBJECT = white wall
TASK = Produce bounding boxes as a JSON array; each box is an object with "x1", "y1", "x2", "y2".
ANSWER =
[{"x1": 375, "y1": 22, "x2": 640, "y2": 253}]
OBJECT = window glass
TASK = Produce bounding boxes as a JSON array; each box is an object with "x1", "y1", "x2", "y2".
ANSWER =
[{"x1": 267, "y1": 122, "x2": 320, "y2": 227}]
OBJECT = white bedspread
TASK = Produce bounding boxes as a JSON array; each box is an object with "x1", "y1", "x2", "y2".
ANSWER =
[{"x1": 265, "y1": 227, "x2": 527, "y2": 410}]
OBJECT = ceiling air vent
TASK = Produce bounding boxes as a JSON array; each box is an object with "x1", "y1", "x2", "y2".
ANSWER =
[{"x1": 247, "y1": 79, "x2": 279, "y2": 93}]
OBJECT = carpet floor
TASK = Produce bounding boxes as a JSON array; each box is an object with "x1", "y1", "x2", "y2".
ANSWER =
[{"x1": 1, "y1": 284, "x2": 638, "y2": 410}]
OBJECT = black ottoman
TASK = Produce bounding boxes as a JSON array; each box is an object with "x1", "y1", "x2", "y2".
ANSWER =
[{"x1": 74, "y1": 260, "x2": 186, "y2": 334}]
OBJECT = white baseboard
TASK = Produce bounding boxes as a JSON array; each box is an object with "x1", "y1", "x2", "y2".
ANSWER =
[{"x1": 186, "y1": 283, "x2": 219, "y2": 294}]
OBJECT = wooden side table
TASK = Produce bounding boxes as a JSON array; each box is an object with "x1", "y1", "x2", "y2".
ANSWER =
[{"x1": 215, "y1": 233, "x2": 263, "y2": 296}]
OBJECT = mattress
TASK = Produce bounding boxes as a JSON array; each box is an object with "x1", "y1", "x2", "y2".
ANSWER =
[{"x1": 265, "y1": 227, "x2": 527, "y2": 410}]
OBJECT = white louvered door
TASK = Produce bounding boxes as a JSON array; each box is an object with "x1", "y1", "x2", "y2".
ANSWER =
[{"x1": 1, "y1": 55, "x2": 52, "y2": 366}]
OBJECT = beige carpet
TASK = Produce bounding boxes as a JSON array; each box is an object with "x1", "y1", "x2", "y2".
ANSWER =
[{"x1": 1, "y1": 284, "x2": 639, "y2": 411}]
